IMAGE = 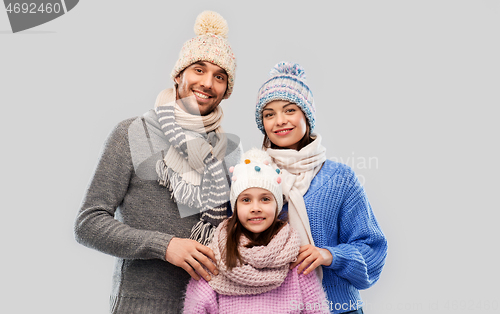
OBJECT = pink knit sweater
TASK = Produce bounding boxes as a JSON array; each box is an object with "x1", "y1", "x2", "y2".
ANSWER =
[
  {"x1": 183, "y1": 221, "x2": 328, "y2": 313},
  {"x1": 183, "y1": 265, "x2": 329, "y2": 313}
]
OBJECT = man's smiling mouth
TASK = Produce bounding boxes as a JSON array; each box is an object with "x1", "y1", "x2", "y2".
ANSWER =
[{"x1": 193, "y1": 91, "x2": 211, "y2": 99}]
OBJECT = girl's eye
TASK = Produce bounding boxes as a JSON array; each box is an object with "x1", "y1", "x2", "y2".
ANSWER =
[
  {"x1": 286, "y1": 108, "x2": 296, "y2": 113},
  {"x1": 264, "y1": 113, "x2": 274, "y2": 118},
  {"x1": 241, "y1": 198, "x2": 250, "y2": 202},
  {"x1": 262, "y1": 197, "x2": 270, "y2": 202}
]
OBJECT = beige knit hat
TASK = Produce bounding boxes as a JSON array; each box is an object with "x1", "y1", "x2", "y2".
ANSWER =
[{"x1": 171, "y1": 11, "x2": 237, "y2": 99}]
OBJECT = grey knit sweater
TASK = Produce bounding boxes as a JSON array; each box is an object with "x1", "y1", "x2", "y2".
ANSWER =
[{"x1": 74, "y1": 113, "x2": 241, "y2": 313}]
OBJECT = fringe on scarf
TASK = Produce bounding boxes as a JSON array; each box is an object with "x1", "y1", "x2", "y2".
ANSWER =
[
  {"x1": 189, "y1": 220, "x2": 216, "y2": 246},
  {"x1": 156, "y1": 158, "x2": 225, "y2": 245},
  {"x1": 156, "y1": 159, "x2": 202, "y2": 208}
]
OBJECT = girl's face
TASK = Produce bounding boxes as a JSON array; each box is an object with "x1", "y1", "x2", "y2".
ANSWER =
[
  {"x1": 262, "y1": 100, "x2": 308, "y2": 150},
  {"x1": 236, "y1": 187, "x2": 277, "y2": 238}
]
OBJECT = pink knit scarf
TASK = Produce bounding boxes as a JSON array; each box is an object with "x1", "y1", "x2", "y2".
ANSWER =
[{"x1": 208, "y1": 220, "x2": 300, "y2": 296}]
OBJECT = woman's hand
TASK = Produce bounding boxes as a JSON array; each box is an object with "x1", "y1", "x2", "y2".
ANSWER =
[{"x1": 290, "y1": 244, "x2": 333, "y2": 275}]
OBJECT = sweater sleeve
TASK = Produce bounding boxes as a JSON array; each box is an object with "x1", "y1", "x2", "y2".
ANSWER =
[
  {"x1": 322, "y1": 166, "x2": 388, "y2": 290},
  {"x1": 297, "y1": 269, "x2": 330, "y2": 313},
  {"x1": 74, "y1": 120, "x2": 172, "y2": 260},
  {"x1": 183, "y1": 278, "x2": 219, "y2": 314}
]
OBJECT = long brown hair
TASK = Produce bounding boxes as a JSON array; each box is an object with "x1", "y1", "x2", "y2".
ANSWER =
[
  {"x1": 262, "y1": 122, "x2": 314, "y2": 151},
  {"x1": 224, "y1": 201, "x2": 288, "y2": 270}
]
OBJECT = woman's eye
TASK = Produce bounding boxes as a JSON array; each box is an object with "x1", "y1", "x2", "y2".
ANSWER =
[
  {"x1": 286, "y1": 108, "x2": 296, "y2": 113},
  {"x1": 264, "y1": 113, "x2": 274, "y2": 118}
]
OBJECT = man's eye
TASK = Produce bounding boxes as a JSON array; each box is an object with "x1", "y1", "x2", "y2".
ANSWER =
[{"x1": 216, "y1": 75, "x2": 225, "y2": 81}]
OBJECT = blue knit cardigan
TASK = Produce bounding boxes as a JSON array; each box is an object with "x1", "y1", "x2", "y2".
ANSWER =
[{"x1": 282, "y1": 159, "x2": 388, "y2": 314}]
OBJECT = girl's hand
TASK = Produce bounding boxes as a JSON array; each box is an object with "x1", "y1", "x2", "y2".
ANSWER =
[{"x1": 290, "y1": 244, "x2": 333, "y2": 275}]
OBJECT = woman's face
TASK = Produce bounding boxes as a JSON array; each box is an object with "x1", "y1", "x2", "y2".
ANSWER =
[
  {"x1": 262, "y1": 100, "x2": 308, "y2": 150},
  {"x1": 236, "y1": 187, "x2": 277, "y2": 238}
]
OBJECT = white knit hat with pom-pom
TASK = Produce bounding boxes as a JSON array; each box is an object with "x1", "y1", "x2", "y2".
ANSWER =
[
  {"x1": 255, "y1": 61, "x2": 315, "y2": 133},
  {"x1": 229, "y1": 148, "x2": 283, "y2": 214},
  {"x1": 171, "y1": 11, "x2": 236, "y2": 99}
]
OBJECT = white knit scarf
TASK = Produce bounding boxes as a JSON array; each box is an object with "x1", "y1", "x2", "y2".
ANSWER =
[
  {"x1": 208, "y1": 220, "x2": 300, "y2": 295},
  {"x1": 265, "y1": 135, "x2": 326, "y2": 278},
  {"x1": 154, "y1": 88, "x2": 230, "y2": 245}
]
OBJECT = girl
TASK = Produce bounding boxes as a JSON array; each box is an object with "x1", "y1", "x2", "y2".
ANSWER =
[
  {"x1": 183, "y1": 148, "x2": 329, "y2": 313},
  {"x1": 254, "y1": 62, "x2": 388, "y2": 314}
]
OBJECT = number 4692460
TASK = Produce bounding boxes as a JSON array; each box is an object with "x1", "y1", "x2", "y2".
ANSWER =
[{"x1": 6, "y1": 2, "x2": 62, "y2": 14}]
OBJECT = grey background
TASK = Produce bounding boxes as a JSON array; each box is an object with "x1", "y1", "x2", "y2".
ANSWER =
[{"x1": 1, "y1": 1, "x2": 499, "y2": 313}]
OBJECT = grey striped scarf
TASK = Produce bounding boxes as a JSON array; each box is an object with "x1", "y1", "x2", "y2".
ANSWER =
[{"x1": 154, "y1": 89, "x2": 230, "y2": 245}]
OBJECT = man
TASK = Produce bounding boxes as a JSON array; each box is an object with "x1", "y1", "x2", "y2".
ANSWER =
[{"x1": 74, "y1": 11, "x2": 240, "y2": 313}]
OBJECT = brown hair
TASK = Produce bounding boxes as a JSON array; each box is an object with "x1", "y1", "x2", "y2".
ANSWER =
[
  {"x1": 224, "y1": 201, "x2": 288, "y2": 270},
  {"x1": 262, "y1": 122, "x2": 313, "y2": 151}
]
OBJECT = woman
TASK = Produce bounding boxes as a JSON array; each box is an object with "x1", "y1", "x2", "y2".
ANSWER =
[{"x1": 254, "y1": 62, "x2": 388, "y2": 314}]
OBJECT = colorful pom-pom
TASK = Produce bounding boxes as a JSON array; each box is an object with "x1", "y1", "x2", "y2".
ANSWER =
[
  {"x1": 245, "y1": 159, "x2": 251, "y2": 164},
  {"x1": 276, "y1": 169, "x2": 280, "y2": 174},
  {"x1": 229, "y1": 166, "x2": 234, "y2": 173},
  {"x1": 232, "y1": 176, "x2": 237, "y2": 181},
  {"x1": 263, "y1": 160, "x2": 269, "y2": 165},
  {"x1": 255, "y1": 166, "x2": 261, "y2": 172},
  {"x1": 277, "y1": 177, "x2": 282, "y2": 184}
]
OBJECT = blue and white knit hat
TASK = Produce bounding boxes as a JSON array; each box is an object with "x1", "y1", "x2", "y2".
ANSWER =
[
  {"x1": 255, "y1": 62, "x2": 315, "y2": 134},
  {"x1": 229, "y1": 148, "x2": 283, "y2": 213}
]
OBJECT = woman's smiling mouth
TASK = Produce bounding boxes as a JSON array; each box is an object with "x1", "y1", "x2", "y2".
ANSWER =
[{"x1": 274, "y1": 128, "x2": 293, "y2": 136}]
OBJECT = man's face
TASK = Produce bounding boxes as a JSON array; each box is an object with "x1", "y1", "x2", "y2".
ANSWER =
[{"x1": 175, "y1": 61, "x2": 228, "y2": 116}]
